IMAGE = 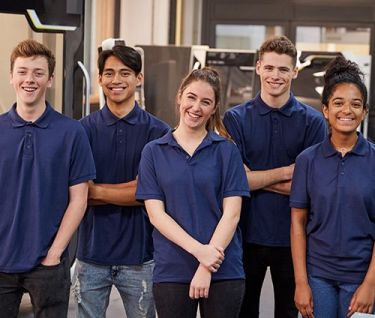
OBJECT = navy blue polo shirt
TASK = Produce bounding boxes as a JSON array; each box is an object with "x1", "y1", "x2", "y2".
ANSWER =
[
  {"x1": 290, "y1": 134, "x2": 375, "y2": 284},
  {"x1": 136, "y1": 130, "x2": 250, "y2": 283},
  {"x1": 223, "y1": 93, "x2": 326, "y2": 246},
  {"x1": 0, "y1": 103, "x2": 96, "y2": 273},
  {"x1": 77, "y1": 103, "x2": 169, "y2": 265}
]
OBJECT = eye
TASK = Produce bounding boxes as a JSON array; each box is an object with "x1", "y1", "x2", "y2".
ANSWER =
[
  {"x1": 103, "y1": 71, "x2": 113, "y2": 77},
  {"x1": 201, "y1": 100, "x2": 212, "y2": 107},
  {"x1": 279, "y1": 68, "x2": 290, "y2": 73},
  {"x1": 120, "y1": 71, "x2": 132, "y2": 77},
  {"x1": 17, "y1": 70, "x2": 26, "y2": 75},
  {"x1": 35, "y1": 72, "x2": 45, "y2": 77},
  {"x1": 352, "y1": 103, "x2": 363, "y2": 109}
]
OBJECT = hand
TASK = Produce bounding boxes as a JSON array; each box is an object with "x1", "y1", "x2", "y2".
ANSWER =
[
  {"x1": 192, "y1": 244, "x2": 224, "y2": 272},
  {"x1": 189, "y1": 265, "x2": 212, "y2": 299},
  {"x1": 347, "y1": 281, "x2": 375, "y2": 317},
  {"x1": 295, "y1": 282, "x2": 314, "y2": 318},
  {"x1": 40, "y1": 254, "x2": 61, "y2": 266}
]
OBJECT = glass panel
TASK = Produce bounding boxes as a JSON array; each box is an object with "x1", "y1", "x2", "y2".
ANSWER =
[
  {"x1": 296, "y1": 26, "x2": 371, "y2": 54},
  {"x1": 216, "y1": 24, "x2": 284, "y2": 50}
]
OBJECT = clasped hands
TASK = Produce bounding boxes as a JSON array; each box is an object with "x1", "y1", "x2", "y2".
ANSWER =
[{"x1": 189, "y1": 244, "x2": 224, "y2": 299}]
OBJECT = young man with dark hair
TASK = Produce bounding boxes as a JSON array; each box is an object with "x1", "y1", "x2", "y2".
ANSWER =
[
  {"x1": 0, "y1": 39, "x2": 96, "y2": 318},
  {"x1": 74, "y1": 45, "x2": 169, "y2": 318},
  {"x1": 224, "y1": 36, "x2": 327, "y2": 318}
]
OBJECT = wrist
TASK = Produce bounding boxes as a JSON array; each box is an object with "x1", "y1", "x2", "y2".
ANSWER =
[{"x1": 189, "y1": 241, "x2": 203, "y2": 258}]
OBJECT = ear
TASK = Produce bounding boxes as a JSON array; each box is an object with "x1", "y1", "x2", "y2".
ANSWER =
[
  {"x1": 98, "y1": 73, "x2": 102, "y2": 86},
  {"x1": 9, "y1": 71, "x2": 13, "y2": 85},
  {"x1": 136, "y1": 72, "x2": 144, "y2": 87},
  {"x1": 47, "y1": 73, "x2": 54, "y2": 88},
  {"x1": 362, "y1": 106, "x2": 369, "y2": 121},
  {"x1": 292, "y1": 67, "x2": 298, "y2": 79},
  {"x1": 256, "y1": 60, "x2": 261, "y2": 75},
  {"x1": 322, "y1": 104, "x2": 329, "y2": 120}
]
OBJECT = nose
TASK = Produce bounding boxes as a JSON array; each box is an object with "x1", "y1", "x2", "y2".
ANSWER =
[
  {"x1": 271, "y1": 68, "x2": 280, "y2": 78},
  {"x1": 25, "y1": 72, "x2": 35, "y2": 83},
  {"x1": 112, "y1": 72, "x2": 121, "y2": 83},
  {"x1": 342, "y1": 102, "x2": 352, "y2": 113}
]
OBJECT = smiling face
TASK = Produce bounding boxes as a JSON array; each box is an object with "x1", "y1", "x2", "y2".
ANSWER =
[
  {"x1": 256, "y1": 51, "x2": 297, "y2": 106},
  {"x1": 10, "y1": 56, "x2": 52, "y2": 109},
  {"x1": 177, "y1": 80, "x2": 217, "y2": 132},
  {"x1": 323, "y1": 83, "x2": 367, "y2": 136},
  {"x1": 99, "y1": 55, "x2": 142, "y2": 108}
]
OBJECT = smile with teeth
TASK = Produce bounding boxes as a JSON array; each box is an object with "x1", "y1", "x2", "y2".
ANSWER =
[
  {"x1": 109, "y1": 87, "x2": 125, "y2": 91},
  {"x1": 187, "y1": 111, "x2": 201, "y2": 119},
  {"x1": 23, "y1": 87, "x2": 37, "y2": 92}
]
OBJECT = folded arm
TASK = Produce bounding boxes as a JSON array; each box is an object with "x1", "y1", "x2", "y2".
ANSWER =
[
  {"x1": 88, "y1": 179, "x2": 143, "y2": 206},
  {"x1": 244, "y1": 164, "x2": 294, "y2": 195}
]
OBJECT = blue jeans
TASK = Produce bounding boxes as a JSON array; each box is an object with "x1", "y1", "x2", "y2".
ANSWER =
[
  {"x1": 308, "y1": 274, "x2": 361, "y2": 318},
  {"x1": 73, "y1": 259, "x2": 155, "y2": 318}
]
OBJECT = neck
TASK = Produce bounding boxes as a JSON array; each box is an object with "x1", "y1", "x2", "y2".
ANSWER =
[
  {"x1": 260, "y1": 91, "x2": 290, "y2": 108},
  {"x1": 107, "y1": 98, "x2": 135, "y2": 118},
  {"x1": 174, "y1": 125, "x2": 208, "y2": 142},
  {"x1": 16, "y1": 101, "x2": 46, "y2": 122},
  {"x1": 330, "y1": 133, "x2": 358, "y2": 155}
]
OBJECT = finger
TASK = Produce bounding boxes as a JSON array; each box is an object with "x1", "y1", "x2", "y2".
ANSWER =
[
  {"x1": 189, "y1": 286, "x2": 194, "y2": 299},
  {"x1": 204, "y1": 287, "x2": 209, "y2": 298},
  {"x1": 209, "y1": 265, "x2": 217, "y2": 273},
  {"x1": 194, "y1": 287, "x2": 200, "y2": 299},
  {"x1": 199, "y1": 288, "x2": 205, "y2": 298}
]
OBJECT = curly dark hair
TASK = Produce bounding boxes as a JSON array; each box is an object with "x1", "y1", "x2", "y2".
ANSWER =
[{"x1": 322, "y1": 56, "x2": 367, "y2": 107}]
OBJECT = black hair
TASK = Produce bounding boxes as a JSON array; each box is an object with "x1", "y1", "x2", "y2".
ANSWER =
[
  {"x1": 97, "y1": 45, "x2": 142, "y2": 75},
  {"x1": 322, "y1": 56, "x2": 367, "y2": 107}
]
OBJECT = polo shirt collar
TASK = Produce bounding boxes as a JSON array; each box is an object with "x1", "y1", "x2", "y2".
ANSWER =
[
  {"x1": 9, "y1": 103, "x2": 52, "y2": 129},
  {"x1": 255, "y1": 93, "x2": 295, "y2": 117},
  {"x1": 101, "y1": 102, "x2": 141, "y2": 126},
  {"x1": 156, "y1": 129, "x2": 225, "y2": 148},
  {"x1": 322, "y1": 133, "x2": 368, "y2": 157}
]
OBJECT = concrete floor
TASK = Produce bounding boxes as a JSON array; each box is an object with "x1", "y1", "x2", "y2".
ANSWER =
[{"x1": 18, "y1": 269, "x2": 275, "y2": 318}]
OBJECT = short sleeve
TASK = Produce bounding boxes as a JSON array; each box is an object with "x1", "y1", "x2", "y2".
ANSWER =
[
  {"x1": 223, "y1": 144, "x2": 250, "y2": 198},
  {"x1": 304, "y1": 112, "x2": 327, "y2": 148},
  {"x1": 290, "y1": 153, "x2": 310, "y2": 208},
  {"x1": 136, "y1": 144, "x2": 165, "y2": 202},
  {"x1": 69, "y1": 125, "x2": 96, "y2": 186},
  {"x1": 223, "y1": 111, "x2": 245, "y2": 158}
]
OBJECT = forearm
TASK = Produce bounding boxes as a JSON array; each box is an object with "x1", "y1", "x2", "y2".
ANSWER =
[
  {"x1": 209, "y1": 196, "x2": 241, "y2": 250},
  {"x1": 145, "y1": 200, "x2": 202, "y2": 255},
  {"x1": 362, "y1": 244, "x2": 375, "y2": 287},
  {"x1": 245, "y1": 164, "x2": 294, "y2": 191},
  {"x1": 291, "y1": 208, "x2": 309, "y2": 286},
  {"x1": 264, "y1": 180, "x2": 292, "y2": 195},
  {"x1": 89, "y1": 180, "x2": 143, "y2": 206},
  {"x1": 46, "y1": 183, "x2": 88, "y2": 261}
]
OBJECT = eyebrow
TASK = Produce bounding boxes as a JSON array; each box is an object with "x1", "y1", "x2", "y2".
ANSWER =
[
  {"x1": 186, "y1": 92, "x2": 214, "y2": 103},
  {"x1": 332, "y1": 97, "x2": 363, "y2": 102}
]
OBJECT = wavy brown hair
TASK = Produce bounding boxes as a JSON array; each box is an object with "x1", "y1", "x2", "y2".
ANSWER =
[{"x1": 176, "y1": 67, "x2": 231, "y2": 139}]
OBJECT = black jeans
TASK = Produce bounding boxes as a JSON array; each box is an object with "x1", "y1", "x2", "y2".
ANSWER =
[
  {"x1": 240, "y1": 243, "x2": 298, "y2": 318},
  {"x1": 0, "y1": 258, "x2": 70, "y2": 318},
  {"x1": 153, "y1": 279, "x2": 245, "y2": 318}
]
